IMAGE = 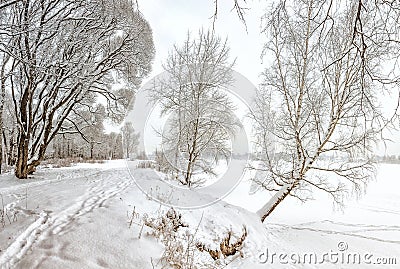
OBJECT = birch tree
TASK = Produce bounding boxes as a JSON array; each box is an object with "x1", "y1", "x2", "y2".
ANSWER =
[
  {"x1": 150, "y1": 30, "x2": 239, "y2": 186},
  {"x1": 252, "y1": 0, "x2": 400, "y2": 222},
  {"x1": 0, "y1": 0, "x2": 154, "y2": 178}
]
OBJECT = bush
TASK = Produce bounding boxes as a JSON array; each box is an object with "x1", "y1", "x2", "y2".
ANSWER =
[
  {"x1": 141, "y1": 208, "x2": 248, "y2": 269},
  {"x1": 136, "y1": 160, "x2": 156, "y2": 169}
]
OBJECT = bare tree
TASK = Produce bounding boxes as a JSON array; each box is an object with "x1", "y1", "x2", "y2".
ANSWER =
[
  {"x1": 0, "y1": 0, "x2": 21, "y2": 10},
  {"x1": 60, "y1": 104, "x2": 106, "y2": 159},
  {"x1": 251, "y1": 0, "x2": 400, "y2": 222},
  {"x1": 106, "y1": 132, "x2": 123, "y2": 160},
  {"x1": 0, "y1": 0, "x2": 154, "y2": 178},
  {"x1": 211, "y1": 0, "x2": 249, "y2": 30},
  {"x1": 0, "y1": 92, "x2": 18, "y2": 167},
  {"x1": 150, "y1": 30, "x2": 239, "y2": 186},
  {"x1": 0, "y1": 4, "x2": 14, "y2": 173},
  {"x1": 122, "y1": 121, "x2": 140, "y2": 159},
  {"x1": 0, "y1": 52, "x2": 10, "y2": 173}
]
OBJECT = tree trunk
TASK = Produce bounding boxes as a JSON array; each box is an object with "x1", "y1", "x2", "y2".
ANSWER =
[
  {"x1": 8, "y1": 129, "x2": 15, "y2": 166},
  {"x1": 184, "y1": 117, "x2": 200, "y2": 186},
  {"x1": 90, "y1": 142, "x2": 94, "y2": 159},
  {"x1": 67, "y1": 141, "x2": 70, "y2": 158},
  {"x1": 0, "y1": 54, "x2": 9, "y2": 174},
  {"x1": 0, "y1": 139, "x2": 2, "y2": 174},
  {"x1": 257, "y1": 182, "x2": 298, "y2": 222},
  {"x1": 185, "y1": 160, "x2": 192, "y2": 186},
  {"x1": 15, "y1": 134, "x2": 29, "y2": 178},
  {"x1": 15, "y1": 124, "x2": 49, "y2": 178},
  {"x1": 2, "y1": 130, "x2": 7, "y2": 167},
  {"x1": 16, "y1": 140, "x2": 49, "y2": 178}
]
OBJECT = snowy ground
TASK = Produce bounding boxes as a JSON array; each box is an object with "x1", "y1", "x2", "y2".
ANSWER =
[
  {"x1": 226, "y1": 163, "x2": 400, "y2": 268},
  {"x1": 0, "y1": 160, "x2": 398, "y2": 268}
]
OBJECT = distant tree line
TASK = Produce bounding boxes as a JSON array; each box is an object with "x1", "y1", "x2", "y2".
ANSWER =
[{"x1": 373, "y1": 155, "x2": 400, "y2": 164}]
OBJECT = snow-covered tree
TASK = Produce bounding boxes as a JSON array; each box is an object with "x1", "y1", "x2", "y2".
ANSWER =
[
  {"x1": 251, "y1": 0, "x2": 400, "y2": 222},
  {"x1": 0, "y1": 0, "x2": 21, "y2": 10},
  {"x1": 106, "y1": 132, "x2": 123, "y2": 160},
  {"x1": 0, "y1": 0, "x2": 154, "y2": 178},
  {"x1": 1, "y1": 92, "x2": 18, "y2": 167},
  {"x1": 0, "y1": 1, "x2": 14, "y2": 173},
  {"x1": 150, "y1": 30, "x2": 239, "y2": 186},
  {"x1": 58, "y1": 104, "x2": 107, "y2": 159},
  {"x1": 122, "y1": 122, "x2": 139, "y2": 159}
]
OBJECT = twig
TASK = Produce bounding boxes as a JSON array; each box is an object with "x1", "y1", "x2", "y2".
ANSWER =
[
  {"x1": 25, "y1": 187, "x2": 28, "y2": 209},
  {"x1": 0, "y1": 193, "x2": 5, "y2": 227}
]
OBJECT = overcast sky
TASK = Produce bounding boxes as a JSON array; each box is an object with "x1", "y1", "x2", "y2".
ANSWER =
[
  {"x1": 136, "y1": 0, "x2": 400, "y2": 156},
  {"x1": 139, "y1": 0, "x2": 264, "y2": 86}
]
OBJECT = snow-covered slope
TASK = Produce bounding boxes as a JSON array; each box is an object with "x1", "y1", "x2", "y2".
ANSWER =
[
  {"x1": 0, "y1": 160, "x2": 267, "y2": 268},
  {"x1": 0, "y1": 161, "x2": 399, "y2": 268}
]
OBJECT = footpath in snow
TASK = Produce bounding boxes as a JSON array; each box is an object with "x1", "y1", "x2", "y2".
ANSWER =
[{"x1": 0, "y1": 160, "x2": 399, "y2": 268}]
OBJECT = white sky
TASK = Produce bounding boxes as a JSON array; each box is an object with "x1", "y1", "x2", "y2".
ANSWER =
[
  {"x1": 138, "y1": 0, "x2": 264, "y2": 86},
  {"x1": 136, "y1": 0, "x2": 400, "y2": 156}
]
